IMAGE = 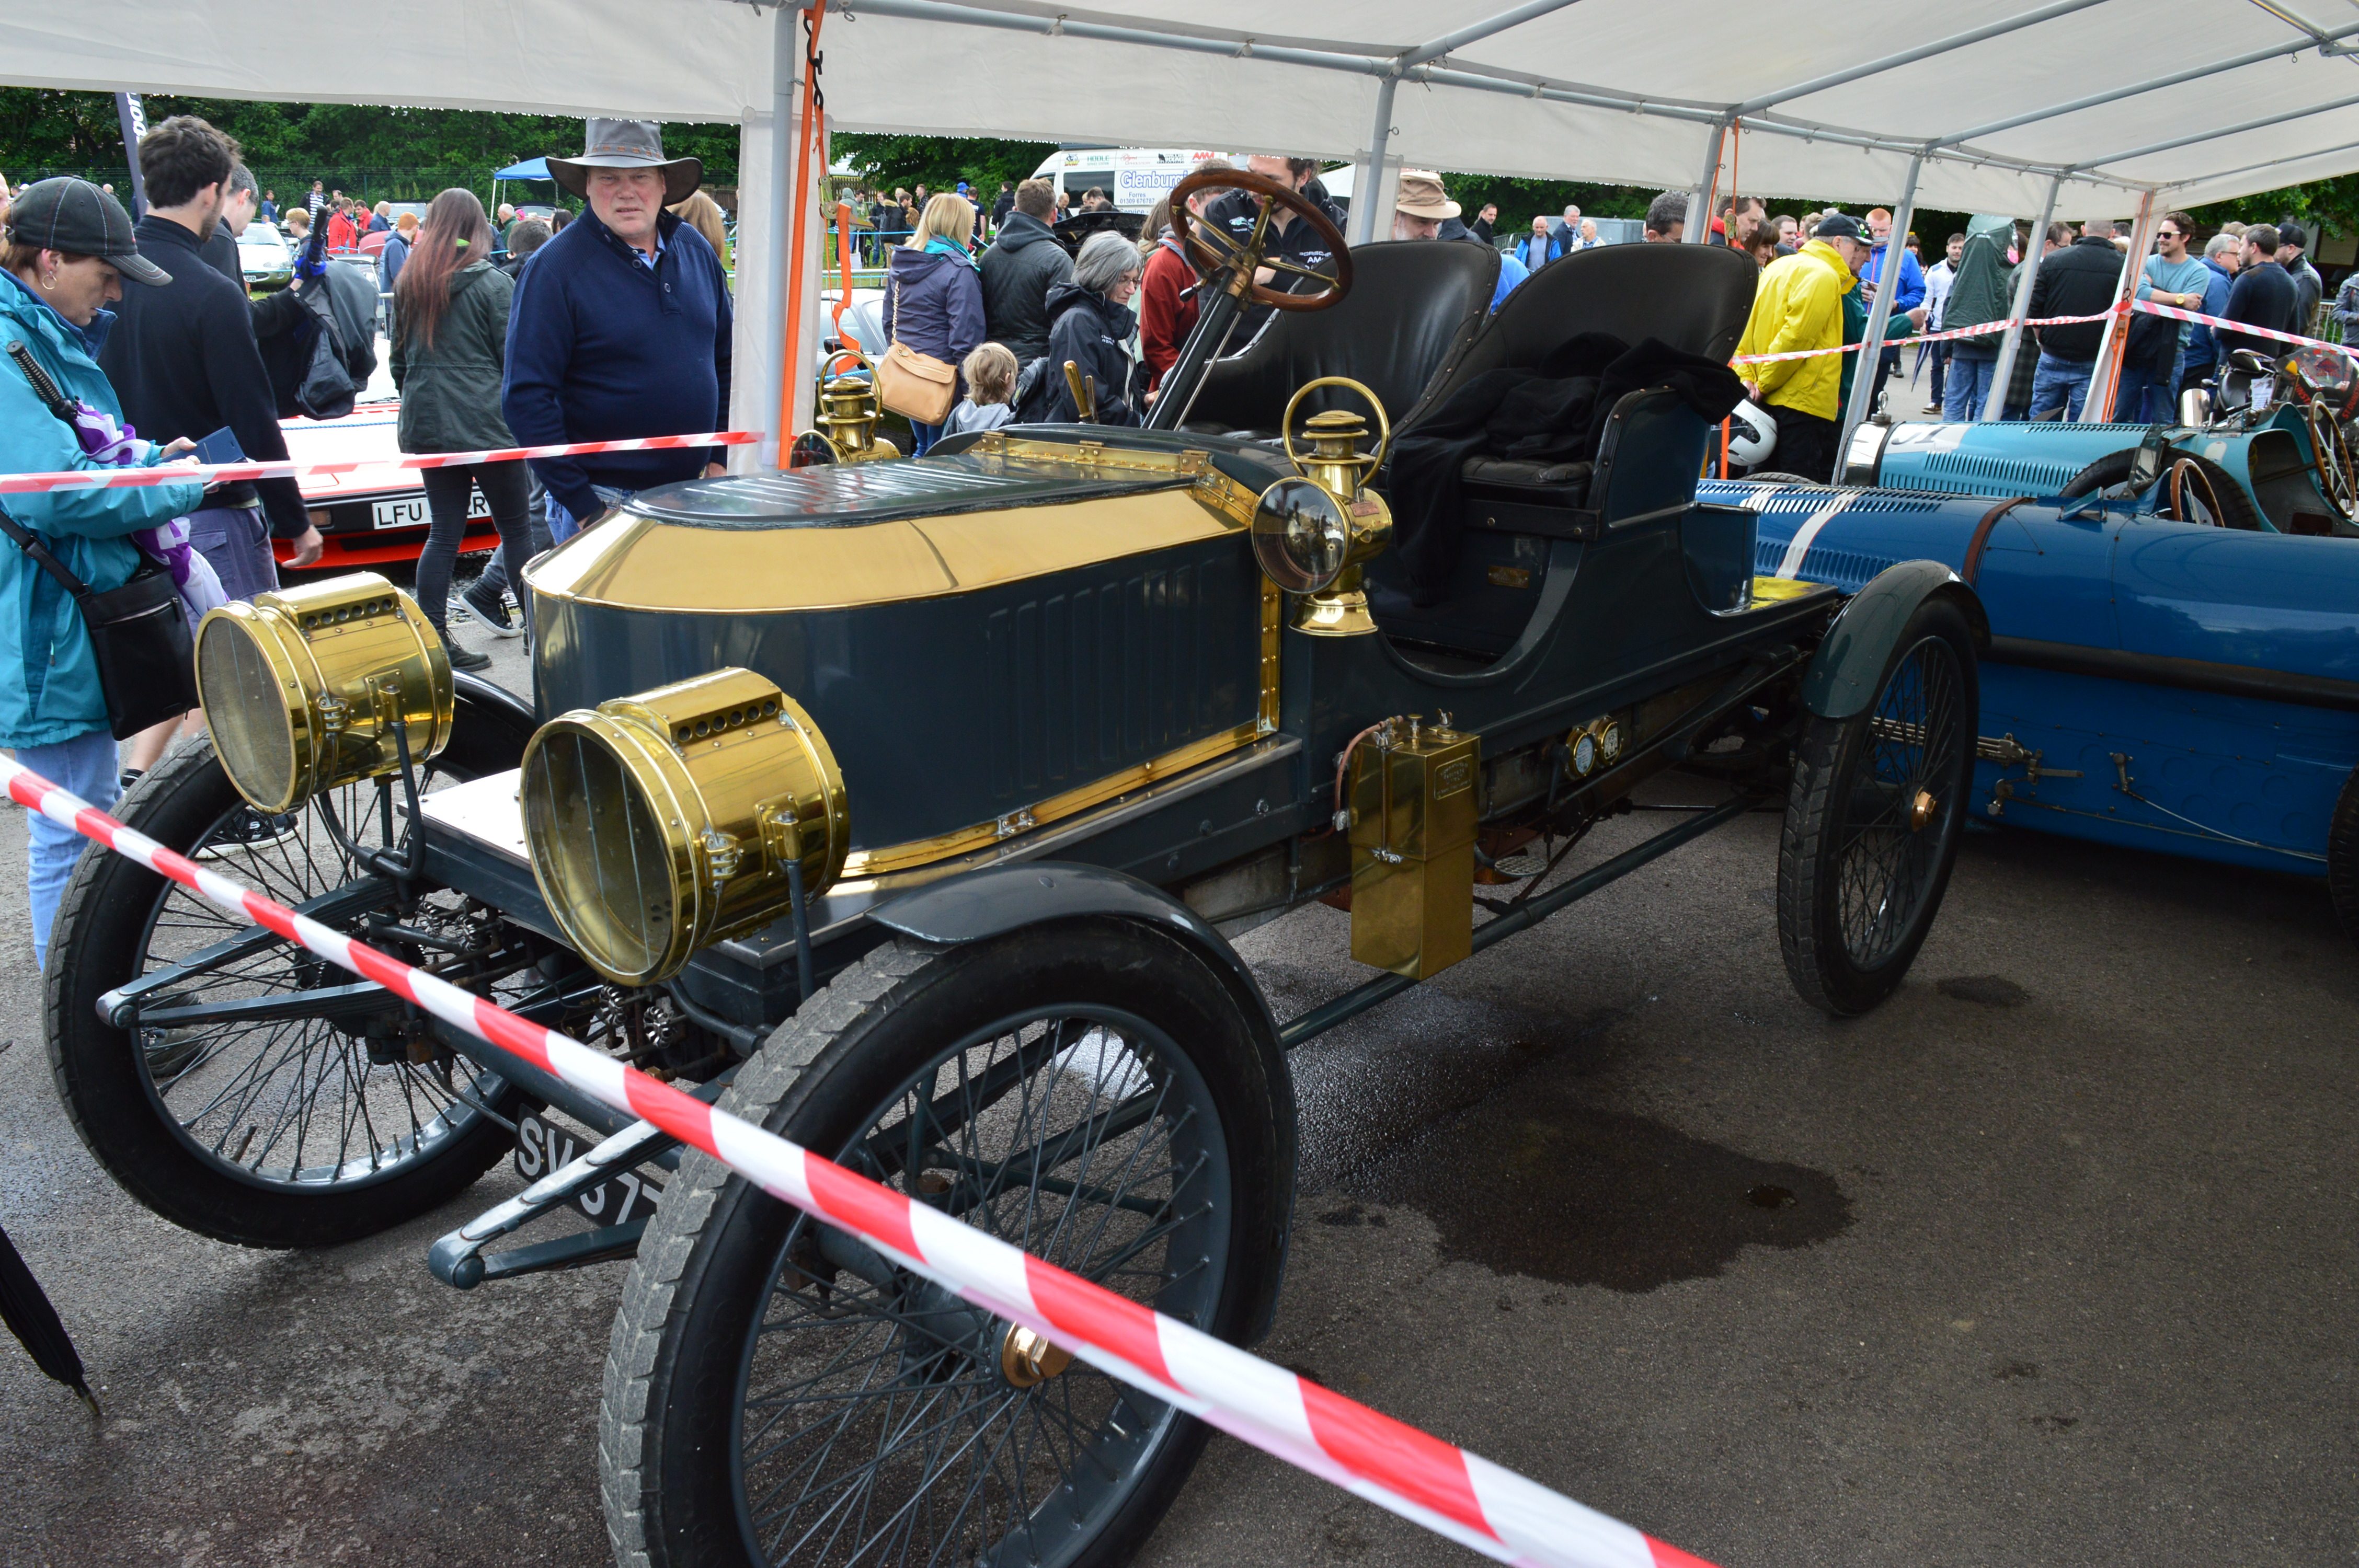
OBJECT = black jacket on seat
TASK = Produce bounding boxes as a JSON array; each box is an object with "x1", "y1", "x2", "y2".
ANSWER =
[{"x1": 1388, "y1": 333, "x2": 1746, "y2": 604}]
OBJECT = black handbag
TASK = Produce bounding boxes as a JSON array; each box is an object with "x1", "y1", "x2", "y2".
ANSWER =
[{"x1": 0, "y1": 503, "x2": 197, "y2": 740}]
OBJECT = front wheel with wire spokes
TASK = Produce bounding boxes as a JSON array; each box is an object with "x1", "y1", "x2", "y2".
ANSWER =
[
  {"x1": 602, "y1": 925, "x2": 1293, "y2": 1568},
  {"x1": 44, "y1": 685, "x2": 540, "y2": 1249},
  {"x1": 1779, "y1": 598, "x2": 1978, "y2": 1015}
]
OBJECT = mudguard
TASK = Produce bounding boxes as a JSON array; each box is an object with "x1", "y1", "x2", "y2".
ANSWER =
[
  {"x1": 869, "y1": 860, "x2": 1296, "y2": 1338},
  {"x1": 455, "y1": 668, "x2": 539, "y2": 746},
  {"x1": 1802, "y1": 561, "x2": 1989, "y2": 720}
]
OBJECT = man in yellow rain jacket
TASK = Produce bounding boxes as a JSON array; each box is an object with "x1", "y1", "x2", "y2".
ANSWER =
[{"x1": 1732, "y1": 213, "x2": 1871, "y2": 480}]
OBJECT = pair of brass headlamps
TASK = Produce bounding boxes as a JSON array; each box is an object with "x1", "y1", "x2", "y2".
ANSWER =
[{"x1": 195, "y1": 573, "x2": 849, "y2": 989}]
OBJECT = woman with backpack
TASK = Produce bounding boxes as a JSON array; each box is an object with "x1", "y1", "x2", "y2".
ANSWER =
[
  {"x1": 390, "y1": 189, "x2": 535, "y2": 671},
  {"x1": 0, "y1": 179, "x2": 208, "y2": 964}
]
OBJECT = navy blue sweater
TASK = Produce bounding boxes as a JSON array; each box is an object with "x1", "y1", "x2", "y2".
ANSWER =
[{"x1": 502, "y1": 206, "x2": 732, "y2": 521}]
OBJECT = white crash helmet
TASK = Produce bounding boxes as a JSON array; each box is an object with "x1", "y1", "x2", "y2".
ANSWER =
[{"x1": 1725, "y1": 398, "x2": 1777, "y2": 467}]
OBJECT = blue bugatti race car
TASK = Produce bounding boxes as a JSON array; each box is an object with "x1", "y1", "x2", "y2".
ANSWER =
[
  {"x1": 1838, "y1": 345, "x2": 2359, "y2": 538},
  {"x1": 1700, "y1": 472, "x2": 2359, "y2": 942}
]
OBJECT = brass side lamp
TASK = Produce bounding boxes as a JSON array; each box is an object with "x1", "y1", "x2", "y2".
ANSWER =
[
  {"x1": 789, "y1": 349, "x2": 900, "y2": 467},
  {"x1": 1249, "y1": 377, "x2": 1393, "y2": 637}
]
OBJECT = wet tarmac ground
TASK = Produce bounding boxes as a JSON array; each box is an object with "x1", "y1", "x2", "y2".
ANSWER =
[{"x1": 3, "y1": 624, "x2": 2354, "y2": 1566}]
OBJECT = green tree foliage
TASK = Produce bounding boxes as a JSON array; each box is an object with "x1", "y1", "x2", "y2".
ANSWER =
[
  {"x1": 0, "y1": 88, "x2": 740, "y2": 203},
  {"x1": 830, "y1": 135, "x2": 1058, "y2": 197}
]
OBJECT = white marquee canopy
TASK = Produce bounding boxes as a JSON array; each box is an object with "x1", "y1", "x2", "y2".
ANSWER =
[{"x1": 11, "y1": 1, "x2": 2359, "y2": 444}]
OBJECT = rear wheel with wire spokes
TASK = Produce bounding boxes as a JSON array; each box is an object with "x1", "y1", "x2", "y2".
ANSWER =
[
  {"x1": 602, "y1": 925, "x2": 1291, "y2": 1568},
  {"x1": 1779, "y1": 599, "x2": 1978, "y2": 1015},
  {"x1": 44, "y1": 688, "x2": 540, "y2": 1248}
]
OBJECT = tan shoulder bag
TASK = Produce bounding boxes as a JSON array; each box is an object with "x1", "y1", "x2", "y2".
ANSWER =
[{"x1": 875, "y1": 273, "x2": 959, "y2": 427}]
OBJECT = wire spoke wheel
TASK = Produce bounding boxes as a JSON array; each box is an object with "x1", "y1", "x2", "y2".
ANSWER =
[
  {"x1": 740, "y1": 1013, "x2": 1218, "y2": 1566},
  {"x1": 47, "y1": 687, "x2": 540, "y2": 1248},
  {"x1": 130, "y1": 766, "x2": 521, "y2": 1191},
  {"x1": 1779, "y1": 597, "x2": 1979, "y2": 1015},
  {"x1": 605, "y1": 928, "x2": 1292, "y2": 1568}
]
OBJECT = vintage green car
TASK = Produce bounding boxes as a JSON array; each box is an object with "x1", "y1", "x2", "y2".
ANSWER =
[{"x1": 48, "y1": 172, "x2": 1986, "y2": 1568}]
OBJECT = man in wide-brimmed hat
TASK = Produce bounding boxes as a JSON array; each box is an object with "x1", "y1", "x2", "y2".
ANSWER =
[
  {"x1": 501, "y1": 118, "x2": 734, "y2": 541},
  {"x1": 1392, "y1": 170, "x2": 1525, "y2": 312}
]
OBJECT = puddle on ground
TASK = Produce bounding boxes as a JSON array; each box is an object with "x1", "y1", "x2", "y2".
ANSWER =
[{"x1": 1347, "y1": 1087, "x2": 1850, "y2": 1292}]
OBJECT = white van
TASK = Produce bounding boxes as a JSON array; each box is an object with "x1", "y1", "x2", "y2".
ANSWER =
[{"x1": 1027, "y1": 149, "x2": 1355, "y2": 214}]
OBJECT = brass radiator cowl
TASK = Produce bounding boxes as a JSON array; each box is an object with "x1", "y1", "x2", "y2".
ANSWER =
[{"x1": 1346, "y1": 718, "x2": 1480, "y2": 979}]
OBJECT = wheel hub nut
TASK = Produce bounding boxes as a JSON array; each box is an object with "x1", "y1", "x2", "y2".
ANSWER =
[
  {"x1": 1910, "y1": 789, "x2": 1937, "y2": 831},
  {"x1": 1000, "y1": 1324, "x2": 1072, "y2": 1388}
]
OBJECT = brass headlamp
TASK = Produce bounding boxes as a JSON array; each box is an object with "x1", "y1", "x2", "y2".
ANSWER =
[
  {"x1": 789, "y1": 349, "x2": 900, "y2": 467},
  {"x1": 519, "y1": 668, "x2": 849, "y2": 986},
  {"x1": 194, "y1": 573, "x2": 454, "y2": 814},
  {"x1": 1250, "y1": 377, "x2": 1393, "y2": 637}
]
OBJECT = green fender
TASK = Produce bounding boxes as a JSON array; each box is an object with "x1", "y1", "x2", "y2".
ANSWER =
[{"x1": 1801, "y1": 561, "x2": 1989, "y2": 720}]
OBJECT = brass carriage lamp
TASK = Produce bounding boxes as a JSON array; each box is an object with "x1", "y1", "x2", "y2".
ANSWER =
[
  {"x1": 1250, "y1": 377, "x2": 1393, "y2": 637},
  {"x1": 789, "y1": 350, "x2": 900, "y2": 467}
]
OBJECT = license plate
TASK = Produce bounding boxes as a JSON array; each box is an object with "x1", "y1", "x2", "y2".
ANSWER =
[
  {"x1": 370, "y1": 488, "x2": 491, "y2": 531},
  {"x1": 513, "y1": 1111, "x2": 665, "y2": 1224}
]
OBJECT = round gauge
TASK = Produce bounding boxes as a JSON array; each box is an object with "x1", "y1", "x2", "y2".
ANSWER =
[
  {"x1": 1571, "y1": 731, "x2": 1598, "y2": 777},
  {"x1": 1597, "y1": 720, "x2": 1623, "y2": 764},
  {"x1": 1250, "y1": 477, "x2": 1352, "y2": 593}
]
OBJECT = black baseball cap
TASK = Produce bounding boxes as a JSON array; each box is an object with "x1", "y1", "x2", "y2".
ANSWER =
[
  {"x1": 3, "y1": 178, "x2": 170, "y2": 286},
  {"x1": 1815, "y1": 213, "x2": 1865, "y2": 241}
]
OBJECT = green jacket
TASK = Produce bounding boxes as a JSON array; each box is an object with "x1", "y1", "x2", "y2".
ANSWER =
[
  {"x1": 1941, "y1": 213, "x2": 2018, "y2": 352},
  {"x1": 1838, "y1": 284, "x2": 1920, "y2": 408},
  {"x1": 391, "y1": 260, "x2": 516, "y2": 453}
]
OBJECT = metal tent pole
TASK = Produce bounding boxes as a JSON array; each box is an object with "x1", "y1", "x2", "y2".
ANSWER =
[
  {"x1": 1983, "y1": 172, "x2": 2065, "y2": 422},
  {"x1": 762, "y1": 3, "x2": 799, "y2": 469},
  {"x1": 2080, "y1": 191, "x2": 2156, "y2": 422},
  {"x1": 1351, "y1": 74, "x2": 1399, "y2": 246},
  {"x1": 1836, "y1": 153, "x2": 1922, "y2": 464},
  {"x1": 1684, "y1": 119, "x2": 1728, "y2": 244}
]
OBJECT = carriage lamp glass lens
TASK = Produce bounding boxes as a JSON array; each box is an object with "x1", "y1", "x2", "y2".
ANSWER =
[
  {"x1": 197, "y1": 616, "x2": 299, "y2": 812},
  {"x1": 193, "y1": 573, "x2": 453, "y2": 815},
  {"x1": 520, "y1": 669, "x2": 849, "y2": 987},
  {"x1": 522, "y1": 729, "x2": 676, "y2": 982},
  {"x1": 1251, "y1": 477, "x2": 1351, "y2": 593}
]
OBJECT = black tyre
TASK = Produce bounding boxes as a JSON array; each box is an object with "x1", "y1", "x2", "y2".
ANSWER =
[
  {"x1": 45, "y1": 684, "x2": 539, "y2": 1248},
  {"x1": 2330, "y1": 766, "x2": 2359, "y2": 950},
  {"x1": 602, "y1": 925, "x2": 1292, "y2": 1568},
  {"x1": 1780, "y1": 598, "x2": 1979, "y2": 1015}
]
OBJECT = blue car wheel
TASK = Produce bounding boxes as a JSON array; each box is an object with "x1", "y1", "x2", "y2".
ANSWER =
[{"x1": 1779, "y1": 598, "x2": 1979, "y2": 1014}]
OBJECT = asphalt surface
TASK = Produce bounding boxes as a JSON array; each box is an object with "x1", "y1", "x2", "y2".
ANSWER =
[{"x1": 4, "y1": 552, "x2": 2355, "y2": 1568}]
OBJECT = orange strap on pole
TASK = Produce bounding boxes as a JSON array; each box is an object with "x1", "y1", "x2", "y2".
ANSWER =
[
  {"x1": 775, "y1": 3, "x2": 827, "y2": 466},
  {"x1": 832, "y1": 201, "x2": 852, "y2": 333},
  {"x1": 1720, "y1": 417, "x2": 1731, "y2": 479}
]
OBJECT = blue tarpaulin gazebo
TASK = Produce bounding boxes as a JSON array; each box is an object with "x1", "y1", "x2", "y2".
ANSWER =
[{"x1": 490, "y1": 156, "x2": 554, "y2": 218}]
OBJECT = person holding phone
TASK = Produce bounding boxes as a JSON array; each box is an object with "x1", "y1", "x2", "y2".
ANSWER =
[{"x1": 0, "y1": 178, "x2": 209, "y2": 965}]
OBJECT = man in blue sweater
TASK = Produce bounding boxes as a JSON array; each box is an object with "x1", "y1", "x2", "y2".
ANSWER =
[{"x1": 503, "y1": 120, "x2": 733, "y2": 540}]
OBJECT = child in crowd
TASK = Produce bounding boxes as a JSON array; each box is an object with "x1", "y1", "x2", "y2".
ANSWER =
[{"x1": 944, "y1": 342, "x2": 1019, "y2": 438}]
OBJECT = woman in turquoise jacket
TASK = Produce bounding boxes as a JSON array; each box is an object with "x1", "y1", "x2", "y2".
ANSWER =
[{"x1": 1, "y1": 179, "x2": 207, "y2": 965}]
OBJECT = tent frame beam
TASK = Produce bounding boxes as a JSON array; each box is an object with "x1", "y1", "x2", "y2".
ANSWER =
[{"x1": 1729, "y1": 0, "x2": 2111, "y2": 116}]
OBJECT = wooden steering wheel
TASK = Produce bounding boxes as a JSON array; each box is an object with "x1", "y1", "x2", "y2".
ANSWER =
[{"x1": 1167, "y1": 167, "x2": 1354, "y2": 314}]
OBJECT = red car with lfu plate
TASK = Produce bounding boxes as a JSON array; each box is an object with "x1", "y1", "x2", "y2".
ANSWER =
[{"x1": 274, "y1": 403, "x2": 502, "y2": 571}]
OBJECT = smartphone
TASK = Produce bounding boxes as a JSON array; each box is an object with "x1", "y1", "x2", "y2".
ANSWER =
[{"x1": 190, "y1": 426, "x2": 245, "y2": 466}]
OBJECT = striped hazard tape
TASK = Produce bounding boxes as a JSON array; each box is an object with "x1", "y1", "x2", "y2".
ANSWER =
[
  {"x1": 0, "y1": 429, "x2": 761, "y2": 497},
  {"x1": 4, "y1": 752, "x2": 1725, "y2": 1568}
]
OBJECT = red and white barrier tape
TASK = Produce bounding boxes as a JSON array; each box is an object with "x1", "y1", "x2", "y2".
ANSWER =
[
  {"x1": 1733, "y1": 297, "x2": 2356, "y2": 366},
  {"x1": 0, "y1": 430, "x2": 761, "y2": 498},
  {"x1": 4, "y1": 753, "x2": 1720, "y2": 1568}
]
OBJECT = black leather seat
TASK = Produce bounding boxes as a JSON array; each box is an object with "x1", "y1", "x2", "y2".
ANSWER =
[
  {"x1": 1369, "y1": 244, "x2": 1760, "y2": 659},
  {"x1": 1180, "y1": 240, "x2": 1497, "y2": 440}
]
